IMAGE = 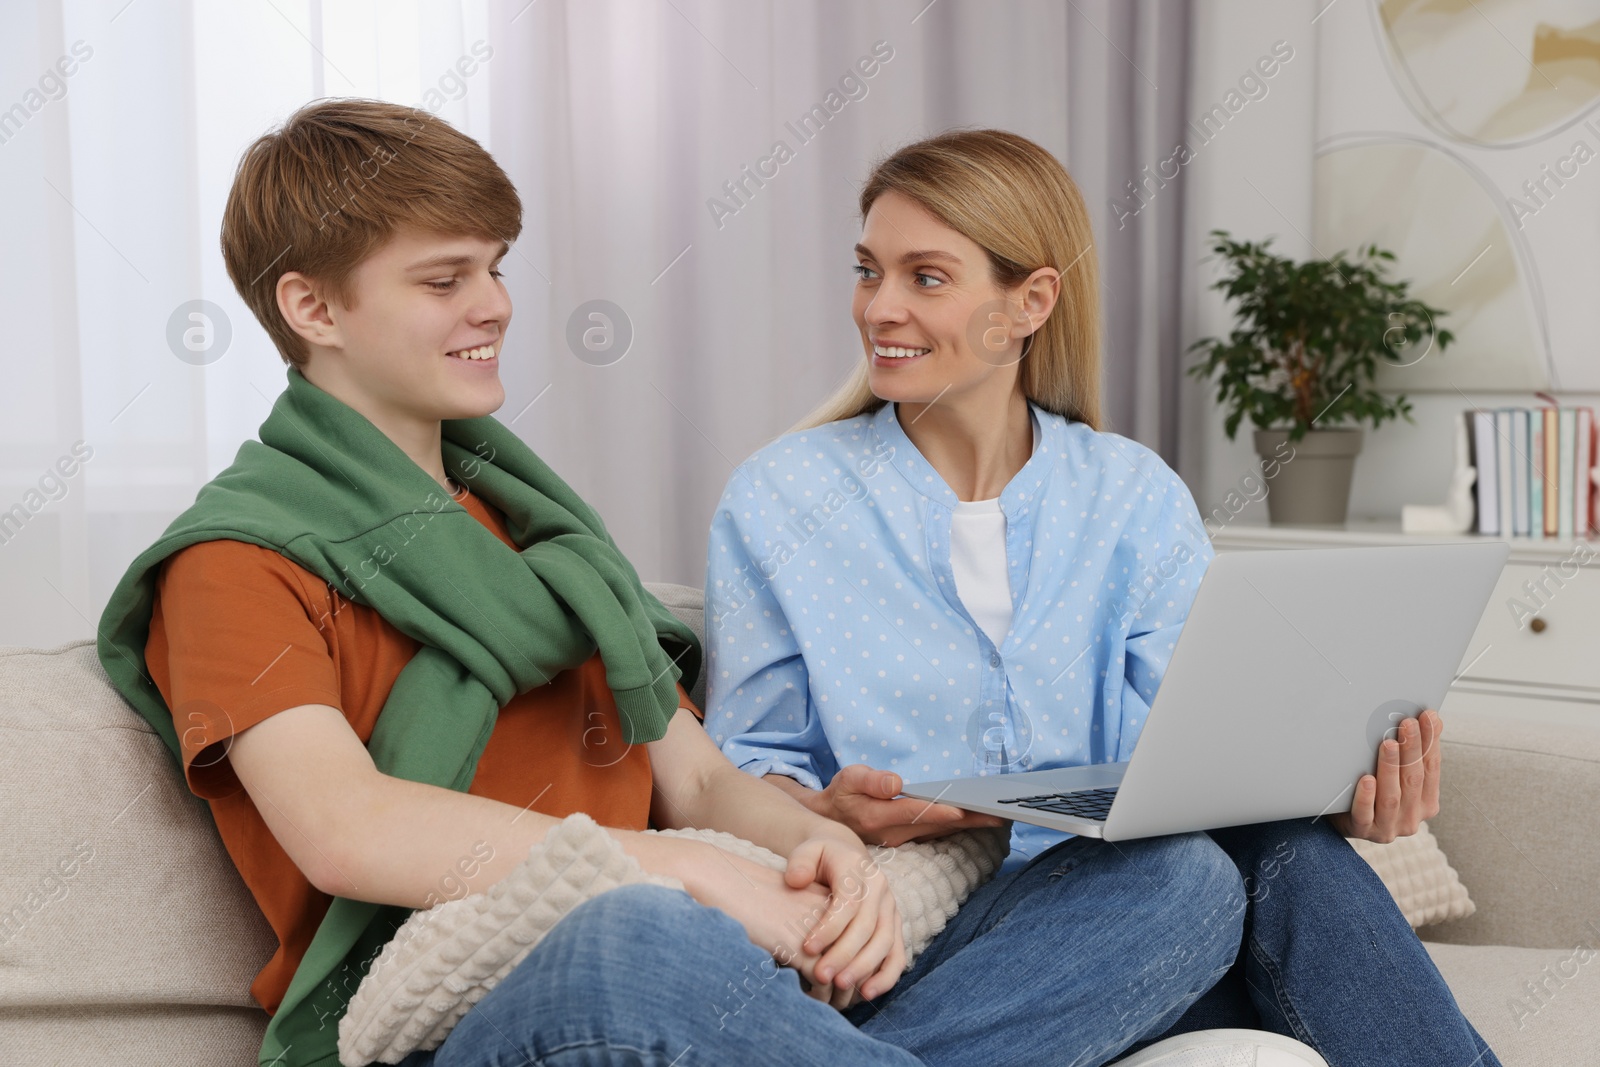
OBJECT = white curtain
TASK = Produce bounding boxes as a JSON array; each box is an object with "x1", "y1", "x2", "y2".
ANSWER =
[{"x1": 1, "y1": 0, "x2": 1192, "y2": 648}]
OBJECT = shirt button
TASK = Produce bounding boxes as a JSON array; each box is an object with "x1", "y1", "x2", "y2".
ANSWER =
[{"x1": 989, "y1": 653, "x2": 1001, "y2": 668}]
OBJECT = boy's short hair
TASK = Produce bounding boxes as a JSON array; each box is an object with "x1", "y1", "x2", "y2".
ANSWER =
[{"x1": 221, "y1": 98, "x2": 523, "y2": 367}]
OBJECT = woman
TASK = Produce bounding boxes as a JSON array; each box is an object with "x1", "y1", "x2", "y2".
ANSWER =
[{"x1": 704, "y1": 129, "x2": 1500, "y2": 1066}]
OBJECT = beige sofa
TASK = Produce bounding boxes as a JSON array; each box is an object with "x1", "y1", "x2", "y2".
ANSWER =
[{"x1": 2, "y1": 583, "x2": 1596, "y2": 1066}]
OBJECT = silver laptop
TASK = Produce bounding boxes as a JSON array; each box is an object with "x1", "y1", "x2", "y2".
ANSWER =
[{"x1": 900, "y1": 542, "x2": 1510, "y2": 841}]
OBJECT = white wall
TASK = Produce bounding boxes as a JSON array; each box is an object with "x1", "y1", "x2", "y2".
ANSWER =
[{"x1": 1180, "y1": 0, "x2": 1319, "y2": 524}]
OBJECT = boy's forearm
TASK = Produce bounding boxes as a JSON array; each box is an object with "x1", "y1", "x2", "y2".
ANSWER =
[
  {"x1": 324, "y1": 769, "x2": 709, "y2": 909},
  {"x1": 647, "y1": 711, "x2": 857, "y2": 858},
  {"x1": 763, "y1": 771, "x2": 827, "y2": 815},
  {"x1": 662, "y1": 761, "x2": 858, "y2": 859}
]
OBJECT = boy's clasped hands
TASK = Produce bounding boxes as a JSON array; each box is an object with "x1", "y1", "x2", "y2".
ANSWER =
[
  {"x1": 703, "y1": 763, "x2": 1012, "y2": 1009},
  {"x1": 690, "y1": 825, "x2": 906, "y2": 1009}
]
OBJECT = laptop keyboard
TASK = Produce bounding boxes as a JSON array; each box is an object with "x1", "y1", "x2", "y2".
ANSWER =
[{"x1": 996, "y1": 786, "x2": 1119, "y2": 820}]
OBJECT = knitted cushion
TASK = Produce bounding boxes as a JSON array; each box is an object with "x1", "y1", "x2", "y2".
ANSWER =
[
  {"x1": 1346, "y1": 821, "x2": 1474, "y2": 928},
  {"x1": 337, "y1": 816, "x2": 1008, "y2": 1066}
]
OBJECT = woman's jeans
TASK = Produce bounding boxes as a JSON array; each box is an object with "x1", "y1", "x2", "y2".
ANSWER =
[
  {"x1": 394, "y1": 819, "x2": 1498, "y2": 1067},
  {"x1": 1128, "y1": 819, "x2": 1501, "y2": 1067}
]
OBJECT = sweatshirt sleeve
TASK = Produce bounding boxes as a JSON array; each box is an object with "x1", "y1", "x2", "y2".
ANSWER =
[
  {"x1": 1113, "y1": 462, "x2": 1214, "y2": 761},
  {"x1": 702, "y1": 465, "x2": 840, "y2": 791}
]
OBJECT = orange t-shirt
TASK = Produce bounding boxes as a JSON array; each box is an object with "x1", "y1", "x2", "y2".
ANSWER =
[{"x1": 144, "y1": 484, "x2": 693, "y2": 1016}]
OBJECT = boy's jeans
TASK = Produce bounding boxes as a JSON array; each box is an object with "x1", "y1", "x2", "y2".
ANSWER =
[{"x1": 395, "y1": 820, "x2": 1496, "y2": 1066}]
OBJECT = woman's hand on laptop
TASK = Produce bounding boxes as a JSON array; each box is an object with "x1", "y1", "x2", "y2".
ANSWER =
[
  {"x1": 771, "y1": 765, "x2": 1009, "y2": 847},
  {"x1": 1329, "y1": 708, "x2": 1443, "y2": 843}
]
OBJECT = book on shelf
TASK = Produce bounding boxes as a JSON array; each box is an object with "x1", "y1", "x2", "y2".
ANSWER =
[
  {"x1": 1465, "y1": 402, "x2": 1594, "y2": 539},
  {"x1": 1511, "y1": 409, "x2": 1528, "y2": 536},
  {"x1": 1469, "y1": 410, "x2": 1498, "y2": 535},
  {"x1": 1529, "y1": 408, "x2": 1544, "y2": 542},
  {"x1": 1497, "y1": 409, "x2": 1513, "y2": 537},
  {"x1": 1544, "y1": 407, "x2": 1559, "y2": 535},
  {"x1": 1559, "y1": 408, "x2": 1574, "y2": 540},
  {"x1": 1580, "y1": 408, "x2": 1593, "y2": 537}
]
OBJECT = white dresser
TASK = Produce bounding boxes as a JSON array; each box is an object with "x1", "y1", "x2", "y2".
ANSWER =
[{"x1": 1210, "y1": 520, "x2": 1600, "y2": 725}]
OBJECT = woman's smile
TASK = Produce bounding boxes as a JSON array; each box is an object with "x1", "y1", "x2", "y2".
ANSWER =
[{"x1": 871, "y1": 340, "x2": 932, "y2": 367}]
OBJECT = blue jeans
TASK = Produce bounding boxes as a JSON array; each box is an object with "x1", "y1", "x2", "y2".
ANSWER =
[
  {"x1": 396, "y1": 831, "x2": 1244, "y2": 1066},
  {"x1": 393, "y1": 820, "x2": 1497, "y2": 1066},
  {"x1": 1128, "y1": 818, "x2": 1502, "y2": 1067}
]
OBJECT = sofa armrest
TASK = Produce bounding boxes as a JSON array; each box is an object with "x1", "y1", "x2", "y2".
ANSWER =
[{"x1": 1423, "y1": 707, "x2": 1600, "y2": 950}]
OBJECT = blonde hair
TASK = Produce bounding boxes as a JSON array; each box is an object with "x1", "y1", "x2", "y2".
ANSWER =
[{"x1": 793, "y1": 128, "x2": 1102, "y2": 433}]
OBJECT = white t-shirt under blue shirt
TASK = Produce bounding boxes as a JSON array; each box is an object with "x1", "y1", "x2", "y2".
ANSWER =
[{"x1": 948, "y1": 419, "x2": 1038, "y2": 648}]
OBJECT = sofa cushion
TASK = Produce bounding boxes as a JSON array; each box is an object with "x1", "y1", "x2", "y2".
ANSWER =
[
  {"x1": 1425, "y1": 709, "x2": 1600, "y2": 950},
  {"x1": 1425, "y1": 940, "x2": 1600, "y2": 1067},
  {"x1": 2, "y1": 1005, "x2": 267, "y2": 1067},
  {"x1": 0, "y1": 641, "x2": 276, "y2": 1061}
]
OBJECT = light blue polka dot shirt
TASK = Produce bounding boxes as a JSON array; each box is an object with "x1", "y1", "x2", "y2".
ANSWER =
[{"x1": 704, "y1": 400, "x2": 1215, "y2": 868}]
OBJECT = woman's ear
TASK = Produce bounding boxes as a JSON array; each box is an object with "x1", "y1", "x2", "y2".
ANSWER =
[{"x1": 1013, "y1": 266, "x2": 1062, "y2": 339}]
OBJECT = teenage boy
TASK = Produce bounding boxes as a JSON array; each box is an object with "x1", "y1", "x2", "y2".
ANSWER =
[{"x1": 96, "y1": 99, "x2": 910, "y2": 1067}]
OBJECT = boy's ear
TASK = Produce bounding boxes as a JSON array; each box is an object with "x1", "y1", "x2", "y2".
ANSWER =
[{"x1": 277, "y1": 271, "x2": 342, "y2": 351}]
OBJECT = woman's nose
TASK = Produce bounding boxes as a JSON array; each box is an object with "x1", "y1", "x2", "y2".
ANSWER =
[{"x1": 864, "y1": 283, "x2": 908, "y2": 325}]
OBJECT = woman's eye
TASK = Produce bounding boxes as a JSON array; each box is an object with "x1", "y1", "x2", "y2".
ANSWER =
[
  {"x1": 913, "y1": 272, "x2": 944, "y2": 288},
  {"x1": 851, "y1": 263, "x2": 878, "y2": 281}
]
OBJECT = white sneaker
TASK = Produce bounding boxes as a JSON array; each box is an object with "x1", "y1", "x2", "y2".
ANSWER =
[{"x1": 1108, "y1": 1028, "x2": 1328, "y2": 1067}]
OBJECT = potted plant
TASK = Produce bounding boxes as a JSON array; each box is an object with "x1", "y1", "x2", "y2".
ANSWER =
[{"x1": 1187, "y1": 229, "x2": 1455, "y2": 525}]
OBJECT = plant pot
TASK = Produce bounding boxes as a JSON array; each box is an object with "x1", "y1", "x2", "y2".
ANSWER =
[{"x1": 1253, "y1": 428, "x2": 1364, "y2": 526}]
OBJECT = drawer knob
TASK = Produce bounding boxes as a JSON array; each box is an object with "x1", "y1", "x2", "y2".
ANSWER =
[{"x1": 1529, "y1": 616, "x2": 1548, "y2": 633}]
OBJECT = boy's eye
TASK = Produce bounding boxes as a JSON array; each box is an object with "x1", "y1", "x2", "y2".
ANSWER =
[{"x1": 426, "y1": 270, "x2": 505, "y2": 293}]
